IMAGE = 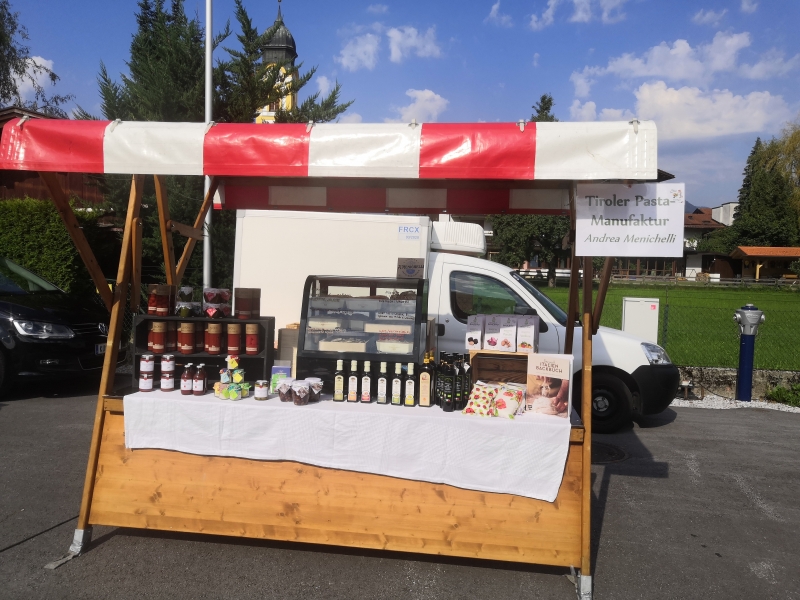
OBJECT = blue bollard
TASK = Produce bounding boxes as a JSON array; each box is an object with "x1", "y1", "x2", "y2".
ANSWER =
[{"x1": 733, "y1": 304, "x2": 765, "y2": 401}]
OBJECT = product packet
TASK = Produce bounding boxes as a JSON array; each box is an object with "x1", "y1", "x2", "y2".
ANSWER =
[
  {"x1": 516, "y1": 315, "x2": 540, "y2": 354},
  {"x1": 496, "y1": 315, "x2": 517, "y2": 352},
  {"x1": 465, "y1": 314, "x2": 485, "y2": 350},
  {"x1": 495, "y1": 382, "x2": 526, "y2": 419},
  {"x1": 270, "y1": 361, "x2": 292, "y2": 393},
  {"x1": 483, "y1": 315, "x2": 502, "y2": 349},
  {"x1": 462, "y1": 381, "x2": 501, "y2": 417}
]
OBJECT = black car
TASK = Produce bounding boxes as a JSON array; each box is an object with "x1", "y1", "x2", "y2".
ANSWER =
[{"x1": 0, "y1": 257, "x2": 126, "y2": 396}]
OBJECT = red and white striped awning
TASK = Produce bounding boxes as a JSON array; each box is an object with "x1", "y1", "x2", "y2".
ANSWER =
[{"x1": 0, "y1": 119, "x2": 656, "y2": 180}]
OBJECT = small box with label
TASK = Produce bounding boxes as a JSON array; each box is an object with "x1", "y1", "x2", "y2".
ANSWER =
[
  {"x1": 516, "y1": 315, "x2": 540, "y2": 353},
  {"x1": 483, "y1": 314, "x2": 516, "y2": 351},
  {"x1": 465, "y1": 314, "x2": 485, "y2": 350}
]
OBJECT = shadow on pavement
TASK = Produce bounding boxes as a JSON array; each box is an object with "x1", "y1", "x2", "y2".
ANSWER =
[{"x1": 591, "y1": 409, "x2": 674, "y2": 570}]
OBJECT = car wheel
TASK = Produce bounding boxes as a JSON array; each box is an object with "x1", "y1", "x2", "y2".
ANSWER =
[
  {"x1": 589, "y1": 373, "x2": 633, "y2": 433},
  {"x1": 0, "y1": 350, "x2": 13, "y2": 398}
]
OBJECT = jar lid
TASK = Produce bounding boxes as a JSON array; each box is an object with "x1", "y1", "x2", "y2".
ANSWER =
[
  {"x1": 291, "y1": 380, "x2": 310, "y2": 390},
  {"x1": 255, "y1": 380, "x2": 269, "y2": 385},
  {"x1": 141, "y1": 354, "x2": 154, "y2": 359},
  {"x1": 304, "y1": 377, "x2": 322, "y2": 383},
  {"x1": 162, "y1": 354, "x2": 174, "y2": 360},
  {"x1": 276, "y1": 378, "x2": 294, "y2": 388}
]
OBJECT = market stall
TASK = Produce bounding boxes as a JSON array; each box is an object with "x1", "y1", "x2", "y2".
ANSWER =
[{"x1": 0, "y1": 118, "x2": 661, "y2": 599}]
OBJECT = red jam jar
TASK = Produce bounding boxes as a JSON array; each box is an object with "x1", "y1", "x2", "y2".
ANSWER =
[
  {"x1": 205, "y1": 323, "x2": 222, "y2": 355},
  {"x1": 149, "y1": 321, "x2": 166, "y2": 355},
  {"x1": 179, "y1": 322, "x2": 195, "y2": 355},
  {"x1": 227, "y1": 323, "x2": 242, "y2": 354},
  {"x1": 245, "y1": 323, "x2": 260, "y2": 355}
]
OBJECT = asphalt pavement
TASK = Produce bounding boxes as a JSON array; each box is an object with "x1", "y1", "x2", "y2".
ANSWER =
[{"x1": 1, "y1": 379, "x2": 799, "y2": 600}]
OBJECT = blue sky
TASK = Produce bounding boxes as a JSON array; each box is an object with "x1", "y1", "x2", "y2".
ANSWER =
[{"x1": 12, "y1": 0, "x2": 800, "y2": 207}]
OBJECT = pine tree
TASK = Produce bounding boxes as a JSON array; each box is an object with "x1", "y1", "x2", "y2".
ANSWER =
[{"x1": 530, "y1": 93, "x2": 558, "y2": 122}]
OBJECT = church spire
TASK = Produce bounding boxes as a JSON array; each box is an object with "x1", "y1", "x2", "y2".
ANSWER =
[{"x1": 276, "y1": 0, "x2": 282, "y2": 23}]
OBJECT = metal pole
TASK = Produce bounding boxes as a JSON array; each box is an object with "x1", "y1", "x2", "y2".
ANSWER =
[{"x1": 202, "y1": 0, "x2": 213, "y2": 290}]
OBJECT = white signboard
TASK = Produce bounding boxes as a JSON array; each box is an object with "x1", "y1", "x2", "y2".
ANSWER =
[{"x1": 576, "y1": 183, "x2": 685, "y2": 257}]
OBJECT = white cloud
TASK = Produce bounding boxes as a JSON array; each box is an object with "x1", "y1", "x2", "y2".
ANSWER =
[
  {"x1": 741, "y1": 0, "x2": 757, "y2": 14},
  {"x1": 387, "y1": 89, "x2": 449, "y2": 123},
  {"x1": 692, "y1": 8, "x2": 727, "y2": 26},
  {"x1": 570, "y1": 99, "x2": 597, "y2": 120},
  {"x1": 529, "y1": 0, "x2": 560, "y2": 31},
  {"x1": 13, "y1": 56, "x2": 54, "y2": 101},
  {"x1": 598, "y1": 106, "x2": 635, "y2": 120},
  {"x1": 634, "y1": 81, "x2": 792, "y2": 140},
  {"x1": 339, "y1": 112, "x2": 363, "y2": 123},
  {"x1": 533, "y1": 52, "x2": 540, "y2": 67},
  {"x1": 485, "y1": 1, "x2": 513, "y2": 27},
  {"x1": 571, "y1": 31, "x2": 753, "y2": 95},
  {"x1": 740, "y1": 49, "x2": 800, "y2": 79},
  {"x1": 599, "y1": 0, "x2": 629, "y2": 24},
  {"x1": 335, "y1": 33, "x2": 380, "y2": 71},
  {"x1": 570, "y1": 0, "x2": 592, "y2": 23},
  {"x1": 316, "y1": 75, "x2": 332, "y2": 96},
  {"x1": 386, "y1": 26, "x2": 441, "y2": 63},
  {"x1": 367, "y1": 4, "x2": 388, "y2": 14}
]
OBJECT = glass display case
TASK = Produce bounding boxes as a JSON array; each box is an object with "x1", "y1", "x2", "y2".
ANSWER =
[{"x1": 296, "y1": 276, "x2": 428, "y2": 384}]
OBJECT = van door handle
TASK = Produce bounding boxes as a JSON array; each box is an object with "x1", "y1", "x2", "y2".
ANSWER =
[{"x1": 437, "y1": 324, "x2": 446, "y2": 336}]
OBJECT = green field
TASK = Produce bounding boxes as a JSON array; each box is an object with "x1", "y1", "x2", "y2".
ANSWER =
[{"x1": 529, "y1": 281, "x2": 800, "y2": 371}]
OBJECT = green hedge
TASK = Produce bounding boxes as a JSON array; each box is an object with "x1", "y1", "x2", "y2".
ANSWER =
[{"x1": 0, "y1": 198, "x2": 119, "y2": 296}]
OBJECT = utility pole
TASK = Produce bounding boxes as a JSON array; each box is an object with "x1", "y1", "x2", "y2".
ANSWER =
[{"x1": 203, "y1": 0, "x2": 213, "y2": 290}]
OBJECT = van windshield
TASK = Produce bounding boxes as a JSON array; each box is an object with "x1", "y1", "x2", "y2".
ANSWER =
[
  {"x1": 510, "y1": 272, "x2": 568, "y2": 326},
  {"x1": 0, "y1": 257, "x2": 61, "y2": 295}
]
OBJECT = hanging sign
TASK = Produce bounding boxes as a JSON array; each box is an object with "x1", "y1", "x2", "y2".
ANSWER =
[{"x1": 575, "y1": 183, "x2": 685, "y2": 257}]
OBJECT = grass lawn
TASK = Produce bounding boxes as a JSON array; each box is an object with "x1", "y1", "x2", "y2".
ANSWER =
[{"x1": 530, "y1": 280, "x2": 800, "y2": 370}]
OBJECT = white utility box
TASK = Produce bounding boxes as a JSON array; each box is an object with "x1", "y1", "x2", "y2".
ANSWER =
[{"x1": 621, "y1": 297, "x2": 660, "y2": 344}]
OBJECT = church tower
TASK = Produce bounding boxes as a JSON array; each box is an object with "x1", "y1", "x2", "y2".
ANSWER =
[{"x1": 255, "y1": 2, "x2": 298, "y2": 124}]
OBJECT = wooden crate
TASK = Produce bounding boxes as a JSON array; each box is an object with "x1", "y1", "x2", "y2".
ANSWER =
[{"x1": 469, "y1": 350, "x2": 529, "y2": 385}]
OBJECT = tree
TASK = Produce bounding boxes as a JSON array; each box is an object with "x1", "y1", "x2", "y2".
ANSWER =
[
  {"x1": 215, "y1": 0, "x2": 352, "y2": 124},
  {"x1": 491, "y1": 214, "x2": 570, "y2": 287},
  {"x1": 0, "y1": 0, "x2": 72, "y2": 116},
  {"x1": 530, "y1": 93, "x2": 558, "y2": 122}
]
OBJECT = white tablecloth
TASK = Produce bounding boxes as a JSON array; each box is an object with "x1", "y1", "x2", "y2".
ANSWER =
[{"x1": 123, "y1": 391, "x2": 572, "y2": 502}]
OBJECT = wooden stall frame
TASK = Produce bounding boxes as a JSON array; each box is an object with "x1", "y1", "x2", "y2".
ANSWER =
[{"x1": 37, "y1": 173, "x2": 618, "y2": 600}]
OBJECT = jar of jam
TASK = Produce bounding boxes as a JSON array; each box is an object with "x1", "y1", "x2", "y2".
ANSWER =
[
  {"x1": 139, "y1": 372, "x2": 154, "y2": 392},
  {"x1": 149, "y1": 321, "x2": 166, "y2": 355},
  {"x1": 193, "y1": 363, "x2": 207, "y2": 396},
  {"x1": 166, "y1": 321, "x2": 177, "y2": 353},
  {"x1": 305, "y1": 377, "x2": 323, "y2": 403},
  {"x1": 205, "y1": 323, "x2": 222, "y2": 355},
  {"x1": 276, "y1": 378, "x2": 294, "y2": 402},
  {"x1": 161, "y1": 372, "x2": 175, "y2": 391},
  {"x1": 161, "y1": 354, "x2": 175, "y2": 373},
  {"x1": 245, "y1": 323, "x2": 260, "y2": 355},
  {"x1": 156, "y1": 285, "x2": 170, "y2": 317},
  {"x1": 180, "y1": 363, "x2": 195, "y2": 395},
  {"x1": 254, "y1": 380, "x2": 269, "y2": 400},
  {"x1": 292, "y1": 380, "x2": 310, "y2": 406},
  {"x1": 146, "y1": 284, "x2": 159, "y2": 315},
  {"x1": 226, "y1": 323, "x2": 242, "y2": 354},
  {"x1": 179, "y1": 322, "x2": 195, "y2": 355},
  {"x1": 139, "y1": 354, "x2": 155, "y2": 373}
]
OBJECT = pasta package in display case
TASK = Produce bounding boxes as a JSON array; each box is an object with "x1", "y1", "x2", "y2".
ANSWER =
[{"x1": 296, "y1": 276, "x2": 429, "y2": 392}]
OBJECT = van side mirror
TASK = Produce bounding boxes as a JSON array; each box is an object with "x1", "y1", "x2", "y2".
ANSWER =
[{"x1": 514, "y1": 306, "x2": 538, "y2": 316}]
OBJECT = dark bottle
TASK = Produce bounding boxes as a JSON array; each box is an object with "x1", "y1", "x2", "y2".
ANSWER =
[
  {"x1": 455, "y1": 355, "x2": 469, "y2": 411},
  {"x1": 333, "y1": 359, "x2": 345, "y2": 402},
  {"x1": 404, "y1": 363, "x2": 417, "y2": 407},
  {"x1": 462, "y1": 354, "x2": 473, "y2": 402},
  {"x1": 376, "y1": 362, "x2": 388, "y2": 404},
  {"x1": 360, "y1": 360, "x2": 373, "y2": 403},
  {"x1": 180, "y1": 363, "x2": 195, "y2": 396},
  {"x1": 391, "y1": 363, "x2": 403, "y2": 406},
  {"x1": 418, "y1": 353, "x2": 433, "y2": 408},
  {"x1": 347, "y1": 360, "x2": 359, "y2": 402},
  {"x1": 439, "y1": 354, "x2": 455, "y2": 412},
  {"x1": 435, "y1": 352, "x2": 446, "y2": 407},
  {"x1": 453, "y1": 356, "x2": 463, "y2": 411}
]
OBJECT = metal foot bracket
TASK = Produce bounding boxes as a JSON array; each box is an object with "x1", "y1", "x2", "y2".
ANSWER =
[
  {"x1": 577, "y1": 573, "x2": 593, "y2": 600},
  {"x1": 44, "y1": 527, "x2": 93, "y2": 570}
]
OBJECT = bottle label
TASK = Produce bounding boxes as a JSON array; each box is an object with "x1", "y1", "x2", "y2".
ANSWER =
[
  {"x1": 334, "y1": 375, "x2": 344, "y2": 401},
  {"x1": 361, "y1": 376, "x2": 371, "y2": 402},
  {"x1": 181, "y1": 378, "x2": 192, "y2": 391},
  {"x1": 192, "y1": 379, "x2": 204, "y2": 392},
  {"x1": 419, "y1": 372, "x2": 431, "y2": 407},
  {"x1": 391, "y1": 379, "x2": 402, "y2": 404},
  {"x1": 377, "y1": 377, "x2": 387, "y2": 402},
  {"x1": 404, "y1": 380, "x2": 415, "y2": 406},
  {"x1": 348, "y1": 376, "x2": 358, "y2": 401}
]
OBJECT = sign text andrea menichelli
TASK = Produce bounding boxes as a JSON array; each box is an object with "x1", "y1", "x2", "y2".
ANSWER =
[{"x1": 575, "y1": 183, "x2": 685, "y2": 258}]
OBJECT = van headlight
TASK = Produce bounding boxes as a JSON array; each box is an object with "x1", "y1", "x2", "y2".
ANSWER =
[
  {"x1": 13, "y1": 320, "x2": 75, "y2": 340},
  {"x1": 642, "y1": 343, "x2": 671, "y2": 365}
]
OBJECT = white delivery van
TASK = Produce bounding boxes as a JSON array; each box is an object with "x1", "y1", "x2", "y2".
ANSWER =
[{"x1": 234, "y1": 210, "x2": 679, "y2": 432}]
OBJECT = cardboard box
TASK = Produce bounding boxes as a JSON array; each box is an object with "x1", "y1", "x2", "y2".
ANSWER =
[
  {"x1": 465, "y1": 314, "x2": 485, "y2": 350},
  {"x1": 516, "y1": 315, "x2": 540, "y2": 353},
  {"x1": 483, "y1": 314, "x2": 516, "y2": 352}
]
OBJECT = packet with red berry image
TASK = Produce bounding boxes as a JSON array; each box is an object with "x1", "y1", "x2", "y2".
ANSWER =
[{"x1": 461, "y1": 381, "x2": 501, "y2": 417}]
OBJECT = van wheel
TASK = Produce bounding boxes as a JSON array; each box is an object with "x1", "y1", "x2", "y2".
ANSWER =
[{"x1": 590, "y1": 374, "x2": 633, "y2": 433}]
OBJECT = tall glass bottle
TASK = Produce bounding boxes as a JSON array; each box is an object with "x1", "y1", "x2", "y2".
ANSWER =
[
  {"x1": 453, "y1": 355, "x2": 463, "y2": 411},
  {"x1": 439, "y1": 354, "x2": 455, "y2": 412},
  {"x1": 333, "y1": 359, "x2": 345, "y2": 402},
  {"x1": 435, "y1": 352, "x2": 445, "y2": 407},
  {"x1": 404, "y1": 363, "x2": 417, "y2": 406},
  {"x1": 360, "y1": 360, "x2": 373, "y2": 403},
  {"x1": 418, "y1": 354, "x2": 433, "y2": 408},
  {"x1": 377, "y1": 362, "x2": 388, "y2": 404},
  {"x1": 347, "y1": 360, "x2": 359, "y2": 402},
  {"x1": 391, "y1": 363, "x2": 403, "y2": 406},
  {"x1": 462, "y1": 354, "x2": 472, "y2": 403}
]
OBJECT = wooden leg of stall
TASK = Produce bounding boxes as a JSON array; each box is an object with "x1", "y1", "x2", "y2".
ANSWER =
[
  {"x1": 66, "y1": 175, "x2": 144, "y2": 557},
  {"x1": 579, "y1": 256, "x2": 594, "y2": 599},
  {"x1": 154, "y1": 175, "x2": 177, "y2": 285},
  {"x1": 38, "y1": 172, "x2": 113, "y2": 312}
]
